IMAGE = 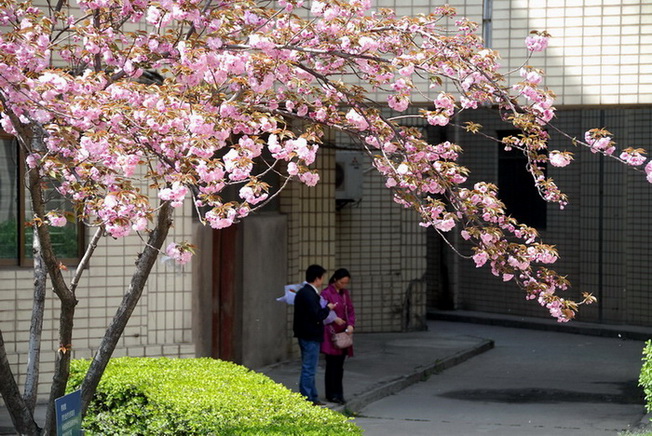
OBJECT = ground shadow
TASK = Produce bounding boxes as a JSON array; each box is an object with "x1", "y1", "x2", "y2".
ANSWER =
[{"x1": 439, "y1": 380, "x2": 644, "y2": 404}]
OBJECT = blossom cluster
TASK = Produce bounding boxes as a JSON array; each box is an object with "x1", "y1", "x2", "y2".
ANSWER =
[{"x1": 0, "y1": 0, "x2": 646, "y2": 320}]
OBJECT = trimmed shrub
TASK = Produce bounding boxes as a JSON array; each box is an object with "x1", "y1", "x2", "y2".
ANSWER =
[
  {"x1": 67, "y1": 357, "x2": 361, "y2": 435},
  {"x1": 640, "y1": 340, "x2": 652, "y2": 413}
]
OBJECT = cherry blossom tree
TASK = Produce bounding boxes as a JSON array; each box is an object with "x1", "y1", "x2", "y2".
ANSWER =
[{"x1": 0, "y1": 0, "x2": 648, "y2": 433}]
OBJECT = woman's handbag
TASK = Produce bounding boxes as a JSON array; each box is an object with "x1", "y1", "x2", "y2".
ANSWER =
[
  {"x1": 331, "y1": 329, "x2": 353, "y2": 349},
  {"x1": 329, "y1": 293, "x2": 353, "y2": 349}
]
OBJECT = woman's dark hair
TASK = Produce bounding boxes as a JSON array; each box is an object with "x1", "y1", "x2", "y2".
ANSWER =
[{"x1": 329, "y1": 268, "x2": 351, "y2": 284}]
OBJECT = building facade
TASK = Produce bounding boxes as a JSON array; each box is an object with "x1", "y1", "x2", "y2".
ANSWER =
[
  {"x1": 1, "y1": 0, "x2": 650, "y2": 401},
  {"x1": 423, "y1": 0, "x2": 652, "y2": 324}
]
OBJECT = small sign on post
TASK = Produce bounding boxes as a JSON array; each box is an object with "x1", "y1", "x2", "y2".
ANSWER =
[{"x1": 55, "y1": 390, "x2": 82, "y2": 436}]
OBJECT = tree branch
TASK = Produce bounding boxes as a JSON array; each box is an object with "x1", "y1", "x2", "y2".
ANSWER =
[
  {"x1": 70, "y1": 227, "x2": 103, "y2": 295},
  {"x1": 23, "y1": 227, "x2": 47, "y2": 414},
  {"x1": 0, "y1": 330, "x2": 41, "y2": 435},
  {"x1": 24, "y1": 125, "x2": 78, "y2": 434}
]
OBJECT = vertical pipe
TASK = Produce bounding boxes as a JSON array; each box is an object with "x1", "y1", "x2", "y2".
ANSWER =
[
  {"x1": 483, "y1": 0, "x2": 493, "y2": 48},
  {"x1": 598, "y1": 110, "x2": 605, "y2": 322}
]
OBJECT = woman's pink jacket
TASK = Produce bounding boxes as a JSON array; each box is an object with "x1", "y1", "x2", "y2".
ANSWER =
[{"x1": 320, "y1": 284, "x2": 356, "y2": 356}]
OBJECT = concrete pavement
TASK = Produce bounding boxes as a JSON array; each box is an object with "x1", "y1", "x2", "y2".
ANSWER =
[
  {"x1": 429, "y1": 309, "x2": 652, "y2": 341},
  {"x1": 2, "y1": 312, "x2": 651, "y2": 435},
  {"x1": 261, "y1": 312, "x2": 652, "y2": 418},
  {"x1": 260, "y1": 320, "x2": 494, "y2": 413},
  {"x1": 354, "y1": 319, "x2": 651, "y2": 435}
]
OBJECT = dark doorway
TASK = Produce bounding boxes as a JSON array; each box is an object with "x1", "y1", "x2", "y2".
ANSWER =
[
  {"x1": 211, "y1": 224, "x2": 241, "y2": 362},
  {"x1": 497, "y1": 130, "x2": 547, "y2": 230}
]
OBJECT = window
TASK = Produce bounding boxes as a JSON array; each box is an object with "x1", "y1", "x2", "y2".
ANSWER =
[
  {"x1": 0, "y1": 135, "x2": 20, "y2": 263},
  {"x1": 0, "y1": 133, "x2": 83, "y2": 266},
  {"x1": 497, "y1": 131, "x2": 547, "y2": 230}
]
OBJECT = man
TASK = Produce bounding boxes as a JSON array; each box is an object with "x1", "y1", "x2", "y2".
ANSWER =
[{"x1": 293, "y1": 264, "x2": 336, "y2": 405}]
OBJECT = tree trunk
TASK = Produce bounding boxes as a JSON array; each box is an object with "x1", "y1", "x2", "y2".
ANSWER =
[
  {"x1": 43, "y1": 299, "x2": 76, "y2": 435},
  {"x1": 24, "y1": 227, "x2": 47, "y2": 414},
  {"x1": 25, "y1": 133, "x2": 78, "y2": 435},
  {"x1": 80, "y1": 201, "x2": 174, "y2": 415},
  {"x1": 0, "y1": 330, "x2": 41, "y2": 435}
]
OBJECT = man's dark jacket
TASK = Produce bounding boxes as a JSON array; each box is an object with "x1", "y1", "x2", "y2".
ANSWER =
[{"x1": 293, "y1": 284, "x2": 330, "y2": 342}]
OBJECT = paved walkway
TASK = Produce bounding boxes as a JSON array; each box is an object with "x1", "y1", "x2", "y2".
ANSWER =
[
  {"x1": 261, "y1": 311, "x2": 652, "y2": 415},
  {"x1": 2, "y1": 312, "x2": 652, "y2": 434},
  {"x1": 260, "y1": 320, "x2": 493, "y2": 413},
  {"x1": 355, "y1": 320, "x2": 649, "y2": 435}
]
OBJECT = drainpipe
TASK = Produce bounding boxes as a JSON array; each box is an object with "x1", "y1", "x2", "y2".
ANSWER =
[{"x1": 598, "y1": 110, "x2": 604, "y2": 323}]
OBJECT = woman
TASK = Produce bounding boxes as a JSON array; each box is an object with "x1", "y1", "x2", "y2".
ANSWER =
[{"x1": 321, "y1": 268, "x2": 356, "y2": 404}]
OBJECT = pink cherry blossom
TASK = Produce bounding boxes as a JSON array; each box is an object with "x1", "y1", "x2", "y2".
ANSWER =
[
  {"x1": 585, "y1": 130, "x2": 616, "y2": 155},
  {"x1": 427, "y1": 113, "x2": 449, "y2": 126},
  {"x1": 460, "y1": 96, "x2": 478, "y2": 109},
  {"x1": 620, "y1": 149, "x2": 646, "y2": 166},
  {"x1": 520, "y1": 67, "x2": 543, "y2": 84},
  {"x1": 434, "y1": 218, "x2": 456, "y2": 232},
  {"x1": 645, "y1": 161, "x2": 652, "y2": 183},
  {"x1": 239, "y1": 186, "x2": 269, "y2": 205},
  {"x1": 388, "y1": 94, "x2": 409, "y2": 112},
  {"x1": 287, "y1": 162, "x2": 299, "y2": 176},
  {"x1": 299, "y1": 171, "x2": 320, "y2": 186},
  {"x1": 548, "y1": 151, "x2": 572, "y2": 167},
  {"x1": 46, "y1": 212, "x2": 67, "y2": 227},
  {"x1": 473, "y1": 251, "x2": 488, "y2": 268},
  {"x1": 105, "y1": 223, "x2": 131, "y2": 238},
  {"x1": 346, "y1": 109, "x2": 369, "y2": 130},
  {"x1": 205, "y1": 207, "x2": 237, "y2": 230},
  {"x1": 158, "y1": 182, "x2": 188, "y2": 208},
  {"x1": 132, "y1": 216, "x2": 149, "y2": 232},
  {"x1": 165, "y1": 242, "x2": 192, "y2": 265},
  {"x1": 525, "y1": 33, "x2": 549, "y2": 52}
]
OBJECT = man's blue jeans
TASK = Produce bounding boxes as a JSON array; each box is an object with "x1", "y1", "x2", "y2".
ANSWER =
[{"x1": 298, "y1": 339, "x2": 321, "y2": 403}]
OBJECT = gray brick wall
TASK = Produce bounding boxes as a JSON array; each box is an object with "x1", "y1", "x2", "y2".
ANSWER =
[{"x1": 437, "y1": 107, "x2": 652, "y2": 325}]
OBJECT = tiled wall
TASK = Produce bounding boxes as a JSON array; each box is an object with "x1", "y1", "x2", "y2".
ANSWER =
[
  {"x1": 282, "y1": 149, "x2": 338, "y2": 284},
  {"x1": 491, "y1": 0, "x2": 651, "y2": 106},
  {"x1": 0, "y1": 183, "x2": 196, "y2": 397},
  {"x1": 335, "y1": 153, "x2": 428, "y2": 332},
  {"x1": 280, "y1": 132, "x2": 428, "y2": 337},
  {"x1": 371, "y1": 0, "x2": 652, "y2": 106},
  {"x1": 448, "y1": 107, "x2": 652, "y2": 325}
]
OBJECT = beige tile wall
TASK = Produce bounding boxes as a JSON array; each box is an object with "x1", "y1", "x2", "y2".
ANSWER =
[
  {"x1": 282, "y1": 149, "x2": 338, "y2": 283},
  {"x1": 367, "y1": 0, "x2": 651, "y2": 106},
  {"x1": 334, "y1": 157, "x2": 427, "y2": 332},
  {"x1": 447, "y1": 0, "x2": 651, "y2": 106},
  {"x1": 0, "y1": 186, "x2": 195, "y2": 397}
]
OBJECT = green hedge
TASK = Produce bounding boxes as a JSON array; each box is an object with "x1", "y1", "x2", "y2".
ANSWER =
[
  {"x1": 67, "y1": 357, "x2": 361, "y2": 435},
  {"x1": 641, "y1": 340, "x2": 652, "y2": 413}
]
